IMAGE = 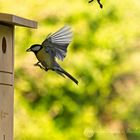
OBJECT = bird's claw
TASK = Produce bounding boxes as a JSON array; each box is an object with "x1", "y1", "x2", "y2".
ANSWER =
[{"x1": 44, "y1": 68, "x2": 49, "y2": 71}]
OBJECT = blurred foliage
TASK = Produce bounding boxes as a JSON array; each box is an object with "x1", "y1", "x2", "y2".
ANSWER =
[{"x1": 1, "y1": 0, "x2": 140, "y2": 139}]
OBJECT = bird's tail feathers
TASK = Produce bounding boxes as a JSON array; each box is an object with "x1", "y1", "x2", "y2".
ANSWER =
[
  {"x1": 61, "y1": 69, "x2": 78, "y2": 85},
  {"x1": 55, "y1": 70, "x2": 65, "y2": 78},
  {"x1": 54, "y1": 64, "x2": 78, "y2": 85}
]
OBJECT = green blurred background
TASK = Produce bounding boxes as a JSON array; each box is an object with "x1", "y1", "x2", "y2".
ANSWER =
[{"x1": 1, "y1": 0, "x2": 140, "y2": 139}]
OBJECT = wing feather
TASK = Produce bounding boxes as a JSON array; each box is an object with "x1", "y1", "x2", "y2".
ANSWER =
[
  {"x1": 42, "y1": 25, "x2": 73, "y2": 61},
  {"x1": 52, "y1": 26, "x2": 71, "y2": 37}
]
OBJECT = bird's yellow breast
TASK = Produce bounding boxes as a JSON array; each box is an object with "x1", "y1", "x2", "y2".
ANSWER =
[{"x1": 36, "y1": 48, "x2": 53, "y2": 68}]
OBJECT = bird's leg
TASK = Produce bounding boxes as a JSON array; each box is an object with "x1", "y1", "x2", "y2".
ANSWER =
[
  {"x1": 34, "y1": 62, "x2": 44, "y2": 69},
  {"x1": 34, "y1": 62, "x2": 49, "y2": 72},
  {"x1": 34, "y1": 62, "x2": 40, "y2": 66}
]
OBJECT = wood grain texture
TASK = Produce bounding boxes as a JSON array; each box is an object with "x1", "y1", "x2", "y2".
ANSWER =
[
  {"x1": 0, "y1": 25, "x2": 13, "y2": 73},
  {"x1": 0, "y1": 13, "x2": 37, "y2": 28},
  {"x1": 0, "y1": 14, "x2": 37, "y2": 140},
  {"x1": 0, "y1": 24, "x2": 14, "y2": 140},
  {"x1": 0, "y1": 85, "x2": 14, "y2": 140},
  {"x1": 0, "y1": 72, "x2": 13, "y2": 86}
]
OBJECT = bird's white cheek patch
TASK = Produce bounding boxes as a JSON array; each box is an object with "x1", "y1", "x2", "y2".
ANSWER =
[{"x1": 32, "y1": 46, "x2": 41, "y2": 51}]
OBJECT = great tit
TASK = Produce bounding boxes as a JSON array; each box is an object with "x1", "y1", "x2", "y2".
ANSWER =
[{"x1": 26, "y1": 25, "x2": 78, "y2": 85}]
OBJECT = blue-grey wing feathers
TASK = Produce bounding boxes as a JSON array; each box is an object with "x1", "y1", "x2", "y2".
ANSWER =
[{"x1": 42, "y1": 25, "x2": 73, "y2": 61}]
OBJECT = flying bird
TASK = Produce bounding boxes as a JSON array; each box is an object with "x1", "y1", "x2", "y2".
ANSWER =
[
  {"x1": 88, "y1": 0, "x2": 103, "y2": 9},
  {"x1": 26, "y1": 26, "x2": 78, "y2": 85}
]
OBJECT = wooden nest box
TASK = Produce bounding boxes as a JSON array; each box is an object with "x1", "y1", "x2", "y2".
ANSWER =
[{"x1": 0, "y1": 13, "x2": 37, "y2": 140}]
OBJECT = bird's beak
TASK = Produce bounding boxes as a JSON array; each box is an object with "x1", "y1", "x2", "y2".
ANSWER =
[{"x1": 26, "y1": 48, "x2": 31, "y2": 52}]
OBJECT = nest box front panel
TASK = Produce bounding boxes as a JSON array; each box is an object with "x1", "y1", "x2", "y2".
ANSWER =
[
  {"x1": 0, "y1": 24, "x2": 14, "y2": 140},
  {"x1": 0, "y1": 24, "x2": 13, "y2": 73},
  {"x1": 0, "y1": 85, "x2": 13, "y2": 140},
  {"x1": 0, "y1": 13, "x2": 37, "y2": 140}
]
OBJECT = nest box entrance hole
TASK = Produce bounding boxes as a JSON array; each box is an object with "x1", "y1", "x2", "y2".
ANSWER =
[{"x1": 2, "y1": 37, "x2": 7, "y2": 54}]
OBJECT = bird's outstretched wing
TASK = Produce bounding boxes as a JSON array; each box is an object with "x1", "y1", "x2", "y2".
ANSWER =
[{"x1": 42, "y1": 25, "x2": 73, "y2": 61}]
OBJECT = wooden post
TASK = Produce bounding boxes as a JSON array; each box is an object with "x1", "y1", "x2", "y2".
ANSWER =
[{"x1": 0, "y1": 13, "x2": 37, "y2": 140}]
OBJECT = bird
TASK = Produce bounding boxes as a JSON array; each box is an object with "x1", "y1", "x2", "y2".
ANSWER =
[
  {"x1": 88, "y1": 0, "x2": 103, "y2": 9},
  {"x1": 26, "y1": 25, "x2": 78, "y2": 85}
]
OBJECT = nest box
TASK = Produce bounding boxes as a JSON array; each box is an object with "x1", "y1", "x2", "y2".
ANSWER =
[{"x1": 0, "y1": 13, "x2": 37, "y2": 140}]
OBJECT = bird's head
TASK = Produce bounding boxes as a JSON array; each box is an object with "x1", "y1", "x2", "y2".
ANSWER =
[{"x1": 26, "y1": 44, "x2": 42, "y2": 53}]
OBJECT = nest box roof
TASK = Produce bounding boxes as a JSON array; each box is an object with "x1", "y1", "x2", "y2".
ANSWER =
[{"x1": 0, "y1": 13, "x2": 37, "y2": 28}]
